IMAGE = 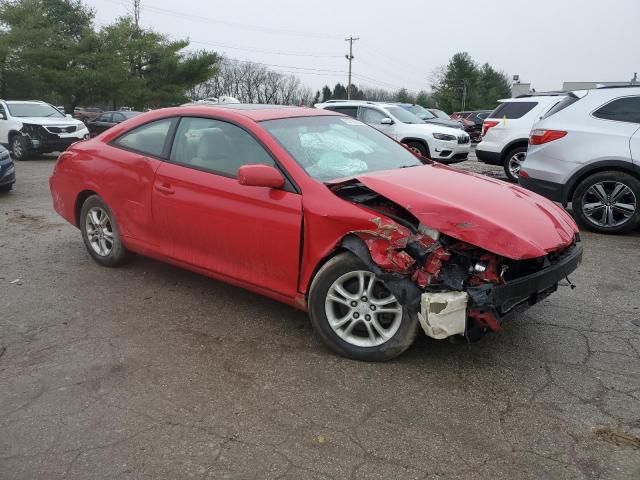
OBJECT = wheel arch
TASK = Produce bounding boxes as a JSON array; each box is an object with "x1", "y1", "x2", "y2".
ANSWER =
[
  {"x1": 500, "y1": 139, "x2": 529, "y2": 161},
  {"x1": 75, "y1": 189, "x2": 99, "y2": 227},
  {"x1": 8, "y1": 129, "x2": 22, "y2": 144},
  {"x1": 565, "y1": 160, "x2": 640, "y2": 204},
  {"x1": 400, "y1": 137, "x2": 430, "y2": 153},
  {"x1": 303, "y1": 244, "x2": 349, "y2": 300}
]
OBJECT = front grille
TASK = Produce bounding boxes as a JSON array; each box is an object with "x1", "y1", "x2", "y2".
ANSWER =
[
  {"x1": 457, "y1": 135, "x2": 470, "y2": 144},
  {"x1": 45, "y1": 125, "x2": 77, "y2": 134}
]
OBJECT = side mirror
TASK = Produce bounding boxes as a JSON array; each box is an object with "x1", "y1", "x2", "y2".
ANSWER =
[
  {"x1": 381, "y1": 117, "x2": 394, "y2": 125},
  {"x1": 0, "y1": 113, "x2": 6, "y2": 120},
  {"x1": 237, "y1": 164, "x2": 285, "y2": 189},
  {"x1": 65, "y1": 114, "x2": 72, "y2": 118}
]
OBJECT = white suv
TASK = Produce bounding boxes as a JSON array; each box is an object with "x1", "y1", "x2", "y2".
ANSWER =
[
  {"x1": 520, "y1": 86, "x2": 640, "y2": 234},
  {"x1": 476, "y1": 94, "x2": 565, "y2": 181},
  {"x1": 315, "y1": 101, "x2": 470, "y2": 163},
  {"x1": 0, "y1": 100, "x2": 89, "y2": 160}
]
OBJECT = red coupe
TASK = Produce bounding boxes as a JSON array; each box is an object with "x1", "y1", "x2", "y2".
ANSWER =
[{"x1": 50, "y1": 105, "x2": 582, "y2": 361}]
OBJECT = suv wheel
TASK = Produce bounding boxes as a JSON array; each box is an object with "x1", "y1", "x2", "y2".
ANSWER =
[
  {"x1": 503, "y1": 146, "x2": 527, "y2": 182},
  {"x1": 572, "y1": 171, "x2": 640, "y2": 234},
  {"x1": 308, "y1": 252, "x2": 418, "y2": 361},
  {"x1": 11, "y1": 135, "x2": 30, "y2": 161},
  {"x1": 405, "y1": 141, "x2": 429, "y2": 159}
]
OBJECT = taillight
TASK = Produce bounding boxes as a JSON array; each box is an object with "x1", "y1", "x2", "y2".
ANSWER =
[
  {"x1": 482, "y1": 121, "x2": 499, "y2": 137},
  {"x1": 529, "y1": 129, "x2": 567, "y2": 145}
]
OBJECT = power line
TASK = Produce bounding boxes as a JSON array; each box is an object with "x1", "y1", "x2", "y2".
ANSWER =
[
  {"x1": 103, "y1": 0, "x2": 343, "y2": 40},
  {"x1": 359, "y1": 44, "x2": 429, "y2": 88},
  {"x1": 186, "y1": 39, "x2": 343, "y2": 58}
]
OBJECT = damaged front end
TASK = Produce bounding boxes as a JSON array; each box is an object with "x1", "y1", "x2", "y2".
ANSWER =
[{"x1": 332, "y1": 180, "x2": 583, "y2": 342}]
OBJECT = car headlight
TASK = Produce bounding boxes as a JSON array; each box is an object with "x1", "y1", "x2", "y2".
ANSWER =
[
  {"x1": 0, "y1": 149, "x2": 9, "y2": 160},
  {"x1": 433, "y1": 133, "x2": 456, "y2": 141}
]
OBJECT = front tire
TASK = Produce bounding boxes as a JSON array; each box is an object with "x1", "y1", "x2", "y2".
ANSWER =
[
  {"x1": 79, "y1": 195, "x2": 131, "y2": 267},
  {"x1": 571, "y1": 171, "x2": 640, "y2": 234},
  {"x1": 11, "y1": 135, "x2": 30, "y2": 161},
  {"x1": 308, "y1": 253, "x2": 418, "y2": 361},
  {"x1": 405, "y1": 141, "x2": 430, "y2": 159},
  {"x1": 503, "y1": 146, "x2": 527, "y2": 182}
]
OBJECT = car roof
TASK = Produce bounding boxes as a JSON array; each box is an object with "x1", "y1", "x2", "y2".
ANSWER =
[
  {"x1": 177, "y1": 104, "x2": 341, "y2": 121},
  {"x1": 4, "y1": 100, "x2": 48, "y2": 104},
  {"x1": 497, "y1": 94, "x2": 565, "y2": 103}
]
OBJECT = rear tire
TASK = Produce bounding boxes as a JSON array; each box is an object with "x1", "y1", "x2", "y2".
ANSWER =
[
  {"x1": 503, "y1": 146, "x2": 527, "y2": 182},
  {"x1": 571, "y1": 171, "x2": 640, "y2": 234},
  {"x1": 405, "y1": 141, "x2": 430, "y2": 159},
  {"x1": 308, "y1": 252, "x2": 418, "y2": 361},
  {"x1": 79, "y1": 195, "x2": 131, "y2": 267},
  {"x1": 0, "y1": 184, "x2": 13, "y2": 193}
]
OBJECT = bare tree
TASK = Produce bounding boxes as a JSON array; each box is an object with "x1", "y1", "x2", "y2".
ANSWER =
[{"x1": 190, "y1": 56, "x2": 316, "y2": 106}]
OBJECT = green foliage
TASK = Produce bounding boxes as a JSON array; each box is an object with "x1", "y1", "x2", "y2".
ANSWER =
[
  {"x1": 321, "y1": 85, "x2": 332, "y2": 103},
  {"x1": 432, "y1": 52, "x2": 511, "y2": 112},
  {"x1": 0, "y1": 0, "x2": 218, "y2": 110},
  {"x1": 332, "y1": 83, "x2": 347, "y2": 100},
  {"x1": 394, "y1": 88, "x2": 413, "y2": 103},
  {"x1": 415, "y1": 90, "x2": 435, "y2": 108}
]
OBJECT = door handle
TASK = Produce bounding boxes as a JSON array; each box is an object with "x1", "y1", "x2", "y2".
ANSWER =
[{"x1": 155, "y1": 183, "x2": 175, "y2": 195}]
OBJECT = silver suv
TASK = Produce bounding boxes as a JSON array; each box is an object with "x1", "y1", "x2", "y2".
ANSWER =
[{"x1": 520, "y1": 86, "x2": 640, "y2": 234}]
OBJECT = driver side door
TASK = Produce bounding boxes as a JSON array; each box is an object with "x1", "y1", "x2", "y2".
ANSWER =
[{"x1": 152, "y1": 116, "x2": 303, "y2": 297}]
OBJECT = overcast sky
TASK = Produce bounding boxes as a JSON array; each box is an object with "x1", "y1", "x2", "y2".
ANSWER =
[{"x1": 84, "y1": 0, "x2": 639, "y2": 94}]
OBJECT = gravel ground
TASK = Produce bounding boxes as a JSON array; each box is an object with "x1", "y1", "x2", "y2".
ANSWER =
[{"x1": 1, "y1": 153, "x2": 640, "y2": 480}]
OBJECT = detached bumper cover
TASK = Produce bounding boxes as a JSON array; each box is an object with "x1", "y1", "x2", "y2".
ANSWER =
[
  {"x1": 468, "y1": 240, "x2": 583, "y2": 314},
  {"x1": 31, "y1": 137, "x2": 81, "y2": 153}
]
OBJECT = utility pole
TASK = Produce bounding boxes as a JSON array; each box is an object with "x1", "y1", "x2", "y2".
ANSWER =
[
  {"x1": 133, "y1": 0, "x2": 141, "y2": 31},
  {"x1": 462, "y1": 82, "x2": 467, "y2": 111},
  {"x1": 345, "y1": 36, "x2": 359, "y2": 99}
]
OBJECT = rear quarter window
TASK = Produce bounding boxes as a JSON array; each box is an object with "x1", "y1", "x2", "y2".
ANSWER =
[
  {"x1": 490, "y1": 101, "x2": 538, "y2": 119},
  {"x1": 542, "y1": 96, "x2": 579, "y2": 119},
  {"x1": 593, "y1": 96, "x2": 640, "y2": 124},
  {"x1": 325, "y1": 106, "x2": 358, "y2": 118}
]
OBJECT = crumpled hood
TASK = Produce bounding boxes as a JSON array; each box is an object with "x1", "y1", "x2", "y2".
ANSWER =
[
  {"x1": 18, "y1": 117, "x2": 85, "y2": 127},
  {"x1": 355, "y1": 164, "x2": 579, "y2": 260}
]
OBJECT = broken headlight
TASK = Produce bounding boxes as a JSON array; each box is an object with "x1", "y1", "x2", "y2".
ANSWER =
[{"x1": 418, "y1": 223, "x2": 440, "y2": 241}]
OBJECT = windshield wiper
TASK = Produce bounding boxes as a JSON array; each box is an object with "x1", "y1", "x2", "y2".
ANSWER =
[{"x1": 399, "y1": 164, "x2": 420, "y2": 169}]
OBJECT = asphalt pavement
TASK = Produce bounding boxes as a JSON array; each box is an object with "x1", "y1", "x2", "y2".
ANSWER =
[{"x1": 1, "y1": 154, "x2": 640, "y2": 479}]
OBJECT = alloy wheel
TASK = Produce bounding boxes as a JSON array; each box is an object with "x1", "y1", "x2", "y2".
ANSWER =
[
  {"x1": 508, "y1": 152, "x2": 526, "y2": 178},
  {"x1": 12, "y1": 137, "x2": 23, "y2": 159},
  {"x1": 324, "y1": 270, "x2": 403, "y2": 348},
  {"x1": 85, "y1": 207, "x2": 114, "y2": 256},
  {"x1": 582, "y1": 181, "x2": 637, "y2": 228}
]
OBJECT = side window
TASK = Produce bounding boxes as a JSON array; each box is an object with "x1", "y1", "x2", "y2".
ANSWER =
[
  {"x1": 170, "y1": 117, "x2": 274, "y2": 177},
  {"x1": 98, "y1": 113, "x2": 113, "y2": 122},
  {"x1": 360, "y1": 107, "x2": 386, "y2": 124},
  {"x1": 114, "y1": 118, "x2": 174, "y2": 158},
  {"x1": 593, "y1": 96, "x2": 640, "y2": 124},
  {"x1": 328, "y1": 106, "x2": 358, "y2": 118},
  {"x1": 112, "y1": 113, "x2": 125, "y2": 122},
  {"x1": 0, "y1": 105, "x2": 6, "y2": 119}
]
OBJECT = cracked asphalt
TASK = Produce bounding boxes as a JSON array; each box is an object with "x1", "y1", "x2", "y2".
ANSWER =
[{"x1": 1, "y1": 153, "x2": 640, "y2": 479}]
